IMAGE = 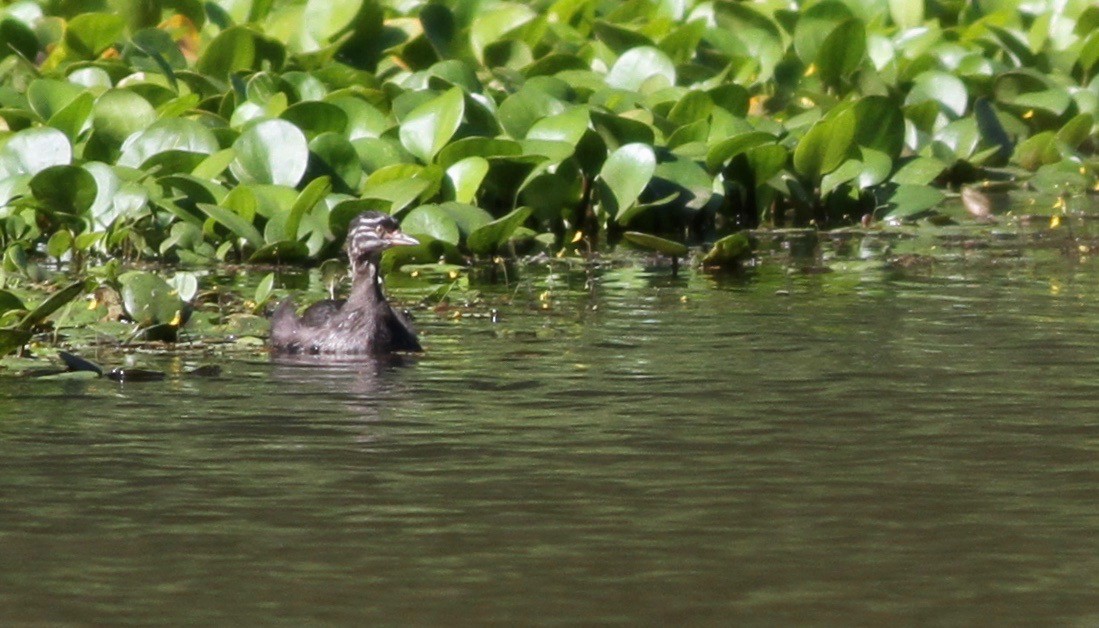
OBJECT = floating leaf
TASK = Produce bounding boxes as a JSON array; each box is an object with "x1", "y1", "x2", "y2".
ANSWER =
[
  {"x1": 0, "y1": 329, "x2": 32, "y2": 357},
  {"x1": 118, "y1": 272, "x2": 183, "y2": 328},
  {"x1": 882, "y1": 184, "x2": 945, "y2": 220},
  {"x1": 18, "y1": 280, "x2": 90, "y2": 331},
  {"x1": 702, "y1": 233, "x2": 752, "y2": 268},
  {"x1": 623, "y1": 231, "x2": 688, "y2": 256}
]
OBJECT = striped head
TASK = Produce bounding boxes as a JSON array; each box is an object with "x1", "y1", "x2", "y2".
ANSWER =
[{"x1": 345, "y1": 211, "x2": 419, "y2": 271}]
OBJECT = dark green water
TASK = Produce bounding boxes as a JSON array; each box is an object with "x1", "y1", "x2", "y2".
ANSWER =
[{"x1": 4, "y1": 248, "x2": 1099, "y2": 624}]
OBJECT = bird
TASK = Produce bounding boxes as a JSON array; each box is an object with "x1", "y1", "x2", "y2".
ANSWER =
[{"x1": 269, "y1": 211, "x2": 422, "y2": 355}]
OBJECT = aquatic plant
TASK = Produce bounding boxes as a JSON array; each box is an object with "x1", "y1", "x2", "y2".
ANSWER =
[{"x1": 0, "y1": 0, "x2": 1097, "y2": 355}]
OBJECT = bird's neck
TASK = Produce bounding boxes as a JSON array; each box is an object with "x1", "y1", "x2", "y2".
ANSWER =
[{"x1": 347, "y1": 259, "x2": 385, "y2": 307}]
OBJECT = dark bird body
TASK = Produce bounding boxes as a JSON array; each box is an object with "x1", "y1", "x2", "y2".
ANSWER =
[{"x1": 269, "y1": 212, "x2": 422, "y2": 355}]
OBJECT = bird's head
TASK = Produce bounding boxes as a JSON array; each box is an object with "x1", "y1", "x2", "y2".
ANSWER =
[{"x1": 345, "y1": 211, "x2": 419, "y2": 272}]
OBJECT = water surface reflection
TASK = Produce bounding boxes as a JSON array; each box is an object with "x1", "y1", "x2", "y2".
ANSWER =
[{"x1": 3, "y1": 256, "x2": 1099, "y2": 623}]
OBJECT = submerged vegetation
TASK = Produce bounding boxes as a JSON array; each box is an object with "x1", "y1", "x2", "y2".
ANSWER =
[{"x1": 1, "y1": 0, "x2": 1098, "y2": 360}]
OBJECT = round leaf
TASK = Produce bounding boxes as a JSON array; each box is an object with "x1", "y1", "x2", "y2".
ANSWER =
[
  {"x1": 401, "y1": 205, "x2": 462, "y2": 245},
  {"x1": 119, "y1": 271, "x2": 183, "y2": 327},
  {"x1": 606, "y1": 46, "x2": 676, "y2": 92},
  {"x1": 91, "y1": 89, "x2": 157, "y2": 148},
  {"x1": 0, "y1": 127, "x2": 72, "y2": 177},
  {"x1": 29, "y1": 165, "x2": 97, "y2": 215},
  {"x1": 231, "y1": 119, "x2": 309, "y2": 186},
  {"x1": 117, "y1": 118, "x2": 219, "y2": 168},
  {"x1": 399, "y1": 87, "x2": 465, "y2": 163}
]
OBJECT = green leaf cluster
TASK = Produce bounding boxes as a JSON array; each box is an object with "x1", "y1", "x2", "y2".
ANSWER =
[{"x1": 0, "y1": 0, "x2": 1096, "y2": 355}]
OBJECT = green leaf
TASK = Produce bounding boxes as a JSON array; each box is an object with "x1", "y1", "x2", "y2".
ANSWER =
[
  {"x1": 469, "y1": 2, "x2": 537, "y2": 64},
  {"x1": 598, "y1": 142, "x2": 656, "y2": 219},
  {"x1": 18, "y1": 280, "x2": 90, "y2": 332},
  {"x1": 281, "y1": 100, "x2": 349, "y2": 140},
  {"x1": 889, "y1": 0, "x2": 923, "y2": 30},
  {"x1": 0, "y1": 329, "x2": 32, "y2": 357},
  {"x1": 197, "y1": 203, "x2": 264, "y2": 249},
  {"x1": 793, "y1": 109, "x2": 855, "y2": 182},
  {"x1": 439, "y1": 202, "x2": 493, "y2": 238},
  {"x1": 606, "y1": 46, "x2": 676, "y2": 92},
  {"x1": 285, "y1": 176, "x2": 331, "y2": 241},
  {"x1": 1057, "y1": 113, "x2": 1093, "y2": 150},
  {"x1": 401, "y1": 205, "x2": 462, "y2": 246},
  {"x1": 254, "y1": 272, "x2": 275, "y2": 306},
  {"x1": 30, "y1": 165, "x2": 97, "y2": 215},
  {"x1": 196, "y1": 26, "x2": 286, "y2": 79},
  {"x1": 399, "y1": 87, "x2": 465, "y2": 163},
  {"x1": 90, "y1": 89, "x2": 157, "y2": 149},
  {"x1": 702, "y1": 233, "x2": 752, "y2": 267},
  {"x1": 26, "y1": 79, "x2": 84, "y2": 121},
  {"x1": 793, "y1": 1, "x2": 855, "y2": 65},
  {"x1": 712, "y1": 3, "x2": 784, "y2": 82},
  {"x1": 1013, "y1": 131, "x2": 1059, "y2": 171},
  {"x1": 623, "y1": 231, "x2": 688, "y2": 256},
  {"x1": 446, "y1": 156, "x2": 489, "y2": 204},
  {"x1": 308, "y1": 132, "x2": 361, "y2": 192},
  {"x1": 820, "y1": 158, "x2": 864, "y2": 197},
  {"x1": 907, "y1": 71, "x2": 968, "y2": 117},
  {"x1": 0, "y1": 17, "x2": 38, "y2": 61},
  {"x1": 118, "y1": 271, "x2": 183, "y2": 328},
  {"x1": 231, "y1": 119, "x2": 309, "y2": 186},
  {"x1": 117, "y1": 118, "x2": 220, "y2": 168},
  {"x1": 882, "y1": 184, "x2": 945, "y2": 220},
  {"x1": 47, "y1": 230, "x2": 72, "y2": 259},
  {"x1": 0, "y1": 127, "x2": 72, "y2": 177},
  {"x1": 891, "y1": 157, "x2": 947, "y2": 185},
  {"x1": 706, "y1": 131, "x2": 776, "y2": 170},
  {"x1": 499, "y1": 87, "x2": 566, "y2": 139},
  {"x1": 63, "y1": 12, "x2": 125, "y2": 58},
  {"x1": 0, "y1": 290, "x2": 24, "y2": 315},
  {"x1": 468, "y1": 206, "x2": 532, "y2": 255},
  {"x1": 817, "y1": 19, "x2": 865, "y2": 90},
  {"x1": 853, "y1": 96, "x2": 905, "y2": 160}
]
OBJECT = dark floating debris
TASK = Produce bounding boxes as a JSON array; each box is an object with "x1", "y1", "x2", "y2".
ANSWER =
[
  {"x1": 58, "y1": 350, "x2": 104, "y2": 376},
  {"x1": 107, "y1": 368, "x2": 167, "y2": 382},
  {"x1": 186, "y1": 365, "x2": 222, "y2": 377}
]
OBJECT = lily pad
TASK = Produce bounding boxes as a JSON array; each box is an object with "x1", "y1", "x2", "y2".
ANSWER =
[{"x1": 118, "y1": 271, "x2": 183, "y2": 328}]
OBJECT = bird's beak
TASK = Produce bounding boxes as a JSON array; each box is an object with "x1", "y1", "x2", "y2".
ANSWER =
[{"x1": 386, "y1": 230, "x2": 419, "y2": 247}]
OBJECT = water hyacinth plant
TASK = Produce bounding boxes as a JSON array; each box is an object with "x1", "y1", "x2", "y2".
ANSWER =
[{"x1": 0, "y1": 0, "x2": 1097, "y2": 355}]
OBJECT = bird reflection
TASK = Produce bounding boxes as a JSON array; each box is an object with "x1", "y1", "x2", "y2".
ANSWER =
[{"x1": 269, "y1": 354, "x2": 419, "y2": 440}]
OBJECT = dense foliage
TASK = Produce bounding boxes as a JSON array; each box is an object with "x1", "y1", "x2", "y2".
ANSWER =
[{"x1": 0, "y1": 0, "x2": 1097, "y2": 356}]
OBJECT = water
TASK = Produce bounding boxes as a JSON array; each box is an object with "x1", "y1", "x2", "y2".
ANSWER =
[{"x1": 3, "y1": 244, "x2": 1099, "y2": 624}]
